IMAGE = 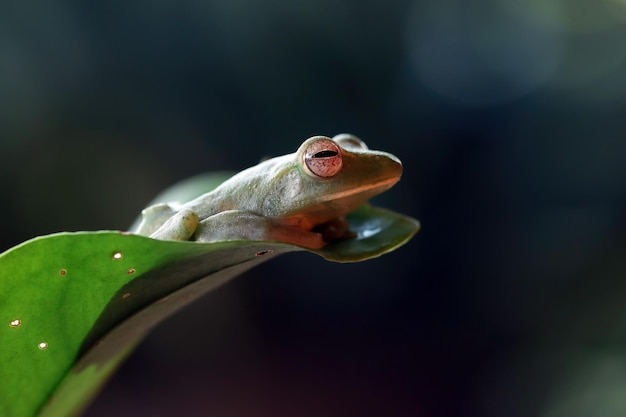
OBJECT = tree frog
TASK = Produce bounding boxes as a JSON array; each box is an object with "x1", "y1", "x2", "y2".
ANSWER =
[{"x1": 135, "y1": 134, "x2": 402, "y2": 249}]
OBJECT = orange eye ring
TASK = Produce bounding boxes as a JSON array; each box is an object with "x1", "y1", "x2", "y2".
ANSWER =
[{"x1": 304, "y1": 138, "x2": 343, "y2": 178}]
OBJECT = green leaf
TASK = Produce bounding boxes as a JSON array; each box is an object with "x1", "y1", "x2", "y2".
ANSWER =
[{"x1": 0, "y1": 172, "x2": 419, "y2": 417}]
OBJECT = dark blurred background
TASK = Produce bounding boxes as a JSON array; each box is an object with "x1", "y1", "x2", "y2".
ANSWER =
[{"x1": 2, "y1": 1, "x2": 626, "y2": 416}]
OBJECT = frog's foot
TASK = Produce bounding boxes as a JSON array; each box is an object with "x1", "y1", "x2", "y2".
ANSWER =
[
  {"x1": 150, "y1": 208, "x2": 199, "y2": 241},
  {"x1": 194, "y1": 210, "x2": 326, "y2": 249},
  {"x1": 312, "y1": 216, "x2": 355, "y2": 243}
]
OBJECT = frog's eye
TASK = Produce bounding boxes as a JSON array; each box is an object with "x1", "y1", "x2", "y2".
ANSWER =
[
  {"x1": 333, "y1": 134, "x2": 368, "y2": 151},
  {"x1": 304, "y1": 138, "x2": 343, "y2": 178}
]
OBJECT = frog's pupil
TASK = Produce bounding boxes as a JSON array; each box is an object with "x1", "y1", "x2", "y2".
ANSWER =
[{"x1": 314, "y1": 150, "x2": 338, "y2": 158}]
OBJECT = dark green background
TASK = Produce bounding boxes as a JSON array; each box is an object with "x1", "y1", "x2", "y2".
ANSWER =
[{"x1": 2, "y1": 1, "x2": 625, "y2": 416}]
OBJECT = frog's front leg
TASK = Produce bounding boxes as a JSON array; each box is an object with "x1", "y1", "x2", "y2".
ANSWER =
[
  {"x1": 135, "y1": 203, "x2": 200, "y2": 241},
  {"x1": 194, "y1": 210, "x2": 325, "y2": 249}
]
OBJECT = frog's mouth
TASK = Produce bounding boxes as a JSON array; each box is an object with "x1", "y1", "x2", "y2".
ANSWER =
[
  {"x1": 317, "y1": 176, "x2": 401, "y2": 203},
  {"x1": 281, "y1": 176, "x2": 401, "y2": 230}
]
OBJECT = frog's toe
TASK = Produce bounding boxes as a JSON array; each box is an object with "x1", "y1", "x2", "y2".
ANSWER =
[
  {"x1": 135, "y1": 203, "x2": 177, "y2": 236},
  {"x1": 150, "y1": 208, "x2": 199, "y2": 241}
]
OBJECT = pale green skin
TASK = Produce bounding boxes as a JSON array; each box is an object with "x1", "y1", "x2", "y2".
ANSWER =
[{"x1": 135, "y1": 134, "x2": 402, "y2": 249}]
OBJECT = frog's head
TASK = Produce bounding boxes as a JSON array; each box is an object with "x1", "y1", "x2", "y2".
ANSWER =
[{"x1": 265, "y1": 134, "x2": 403, "y2": 229}]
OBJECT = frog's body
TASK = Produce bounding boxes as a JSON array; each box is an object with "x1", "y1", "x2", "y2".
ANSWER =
[{"x1": 135, "y1": 134, "x2": 402, "y2": 249}]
